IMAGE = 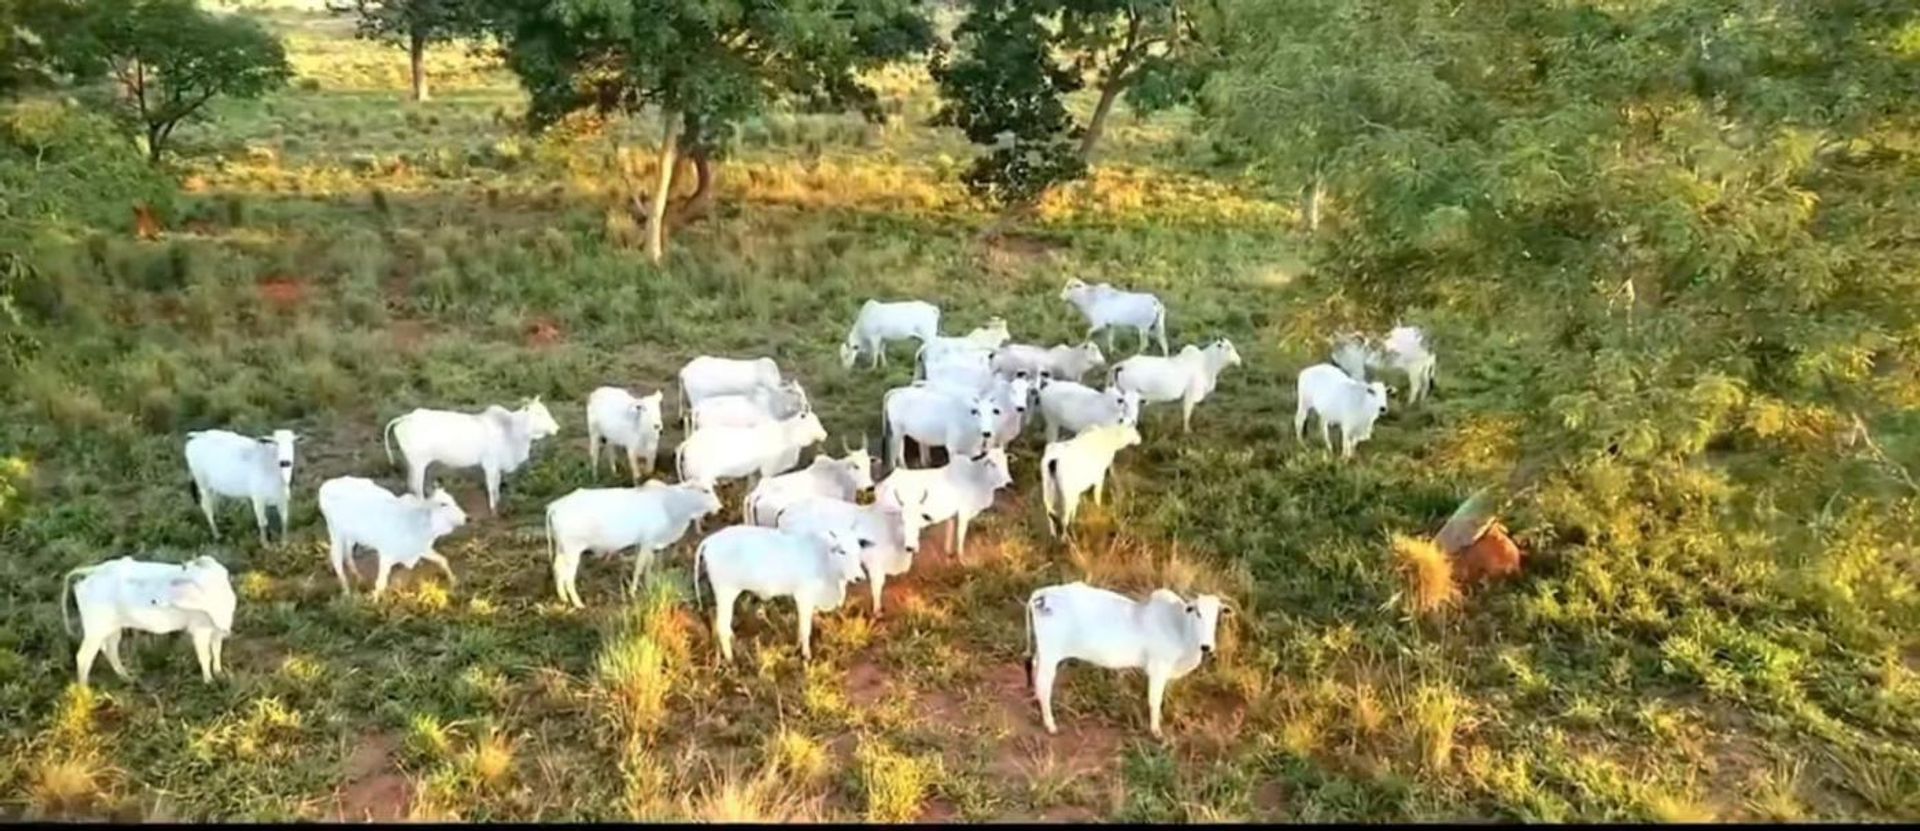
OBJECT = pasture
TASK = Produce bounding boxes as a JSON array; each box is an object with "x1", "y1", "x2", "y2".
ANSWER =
[{"x1": 3, "y1": 3, "x2": 1918, "y2": 822}]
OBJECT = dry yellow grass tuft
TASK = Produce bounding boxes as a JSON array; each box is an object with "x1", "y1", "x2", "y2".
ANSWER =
[
  {"x1": 857, "y1": 740, "x2": 937, "y2": 823},
  {"x1": 766, "y1": 727, "x2": 834, "y2": 787},
  {"x1": 1391, "y1": 534, "x2": 1460, "y2": 618},
  {"x1": 464, "y1": 725, "x2": 516, "y2": 789},
  {"x1": 28, "y1": 752, "x2": 106, "y2": 816},
  {"x1": 678, "y1": 763, "x2": 822, "y2": 822},
  {"x1": 1410, "y1": 683, "x2": 1466, "y2": 775}
]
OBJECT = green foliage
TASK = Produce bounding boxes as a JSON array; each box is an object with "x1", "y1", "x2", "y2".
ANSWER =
[
  {"x1": 327, "y1": 0, "x2": 480, "y2": 100},
  {"x1": 56, "y1": 0, "x2": 292, "y2": 162},
  {"x1": 0, "y1": 100, "x2": 175, "y2": 230}
]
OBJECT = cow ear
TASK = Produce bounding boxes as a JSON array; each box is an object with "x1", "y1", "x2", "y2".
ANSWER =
[{"x1": 167, "y1": 577, "x2": 206, "y2": 610}]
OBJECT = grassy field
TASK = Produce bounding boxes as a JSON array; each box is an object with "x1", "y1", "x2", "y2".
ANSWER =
[{"x1": 3, "y1": 4, "x2": 1919, "y2": 822}]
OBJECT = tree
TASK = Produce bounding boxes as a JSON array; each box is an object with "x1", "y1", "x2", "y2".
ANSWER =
[
  {"x1": 932, "y1": 0, "x2": 1210, "y2": 205},
  {"x1": 476, "y1": 0, "x2": 935, "y2": 264},
  {"x1": 329, "y1": 0, "x2": 473, "y2": 103},
  {"x1": 59, "y1": 0, "x2": 291, "y2": 163}
]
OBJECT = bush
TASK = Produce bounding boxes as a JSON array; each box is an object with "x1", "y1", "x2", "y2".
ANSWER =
[{"x1": 0, "y1": 101, "x2": 175, "y2": 235}]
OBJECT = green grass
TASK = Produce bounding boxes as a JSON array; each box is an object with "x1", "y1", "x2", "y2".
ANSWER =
[{"x1": 3, "y1": 1, "x2": 1920, "y2": 822}]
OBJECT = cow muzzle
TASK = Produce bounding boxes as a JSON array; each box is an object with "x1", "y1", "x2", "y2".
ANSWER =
[{"x1": 1200, "y1": 645, "x2": 1215, "y2": 657}]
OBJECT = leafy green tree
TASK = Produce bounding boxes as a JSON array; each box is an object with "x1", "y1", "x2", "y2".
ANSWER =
[
  {"x1": 933, "y1": 0, "x2": 1209, "y2": 205},
  {"x1": 58, "y1": 0, "x2": 291, "y2": 163},
  {"x1": 476, "y1": 0, "x2": 935, "y2": 264},
  {"x1": 328, "y1": 0, "x2": 475, "y2": 102},
  {"x1": 0, "y1": 0, "x2": 62, "y2": 96}
]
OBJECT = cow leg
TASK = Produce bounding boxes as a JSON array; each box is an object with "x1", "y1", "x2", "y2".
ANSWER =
[
  {"x1": 408, "y1": 461, "x2": 428, "y2": 498},
  {"x1": 628, "y1": 447, "x2": 644, "y2": 485},
  {"x1": 1181, "y1": 397, "x2": 1197, "y2": 434},
  {"x1": 190, "y1": 628, "x2": 215, "y2": 683},
  {"x1": 1061, "y1": 491, "x2": 1081, "y2": 536},
  {"x1": 372, "y1": 559, "x2": 396, "y2": 598},
  {"x1": 587, "y1": 429, "x2": 601, "y2": 475},
  {"x1": 1147, "y1": 667, "x2": 1170, "y2": 738},
  {"x1": 1293, "y1": 403, "x2": 1309, "y2": 444},
  {"x1": 627, "y1": 546, "x2": 657, "y2": 598},
  {"x1": 103, "y1": 631, "x2": 131, "y2": 680},
  {"x1": 713, "y1": 588, "x2": 742, "y2": 662},
  {"x1": 75, "y1": 629, "x2": 109, "y2": 686},
  {"x1": 1042, "y1": 474, "x2": 1060, "y2": 538},
  {"x1": 421, "y1": 551, "x2": 457, "y2": 588},
  {"x1": 212, "y1": 633, "x2": 226, "y2": 676},
  {"x1": 554, "y1": 549, "x2": 581, "y2": 608},
  {"x1": 869, "y1": 568, "x2": 887, "y2": 618},
  {"x1": 1320, "y1": 418, "x2": 1332, "y2": 451},
  {"x1": 1034, "y1": 654, "x2": 1061, "y2": 734},
  {"x1": 1093, "y1": 471, "x2": 1107, "y2": 507},
  {"x1": 955, "y1": 514, "x2": 973, "y2": 559},
  {"x1": 1103, "y1": 326, "x2": 1115, "y2": 355},
  {"x1": 1046, "y1": 419, "x2": 1060, "y2": 444},
  {"x1": 916, "y1": 440, "x2": 930, "y2": 468},
  {"x1": 197, "y1": 486, "x2": 222, "y2": 541},
  {"x1": 484, "y1": 465, "x2": 502, "y2": 515},
  {"x1": 795, "y1": 600, "x2": 816, "y2": 661},
  {"x1": 329, "y1": 536, "x2": 355, "y2": 595},
  {"x1": 251, "y1": 496, "x2": 271, "y2": 546}
]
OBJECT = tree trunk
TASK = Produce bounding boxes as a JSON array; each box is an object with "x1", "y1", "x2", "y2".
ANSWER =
[
  {"x1": 408, "y1": 29, "x2": 430, "y2": 103},
  {"x1": 147, "y1": 122, "x2": 166, "y2": 164},
  {"x1": 676, "y1": 147, "x2": 716, "y2": 227},
  {"x1": 1080, "y1": 78, "x2": 1125, "y2": 160},
  {"x1": 646, "y1": 110, "x2": 682, "y2": 265}
]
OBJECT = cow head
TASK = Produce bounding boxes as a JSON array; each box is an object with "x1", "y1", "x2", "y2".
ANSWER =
[
  {"x1": 1187, "y1": 594, "x2": 1229, "y2": 657},
  {"x1": 262, "y1": 429, "x2": 299, "y2": 491},
  {"x1": 524, "y1": 397, "x2": 561, "y2": 439},
  {"x1": 425, "y1": 485, "x2": 469, "y2": 536},
  {"x1": 821, "y1": 530, "x2": 868, "y2": 585},
  {"x1": 839, "y1": 339, "x2": 862, "y2": 370},
  {"x1": 1059, "y1": 278, "x2": 1089, "y2": 302}
]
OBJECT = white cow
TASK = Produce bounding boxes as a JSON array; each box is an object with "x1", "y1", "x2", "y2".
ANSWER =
[
  {"x1": 63, "y1": 555, "x2": 236, "y2": 686},
  {"x1": 881, "y1": 384, "x2": 1000, "y2": 468},
  {"x1": 1025, "y1": 582, "x2": 1229, "y2": 737},
  {"x1": 678, "y1": 356, "x2": 783, "y2": 429},
  {"x1": 915, "y1": 317, "x2": 1012, "y2": 376},
  {"x1": 693, "y1": 525, "x2": 867, "y2": 662},
  {"x1": 1109, "y1": 338, "x2": 1243, "y2": 433},
  {"x1": 1036, "y1": 379, "x2": 1142, "y2": 442},
  {"x1": 1294, "y1": 363, "x2": 1391, "y2": 459},
  {"x1": 874, "y1": 447, "x2": 1014, "y2": 558},
  {"x1": 742, "y1": 443, "x2": 876, "y2": 526},
  {"x1": 1380, "y1": 325, "x2": 1438, "y2": 404},
  {"x1": 544, "y1": 480, "x2": 723, "y2": 607},
  {"x1": 688, "y1": 380, "x2": 809, "y2": 432},
  {"x1": 586, "y1": 387, "x2": 666, "y2": 484},
  {"x1": 675, "y1": 409, "x2": 828, "y2": 488},
  {"x1": 1060, "y1": 279, "x2": 1168, "y2": 356},
  {"x1": 775, "y1": 497, "x2": 930, "y2": 617},
  {"x1": 318, "y1": 476, "x2": 469, "y2": 597},
  {"x1": 842, "y1": 299, "x2": 941, "y2": 369},
  {"x1": 1329, "y1": 332, "x2": 1375, "y2": 381},
  {"x1": 184, "y1": 428, "x2": 300, "y2": 545},
  {"x1": 384, "y1": 398, "x2": 560, "y2": 514},
  {"x1": 1039, "y1": 423, "x2": 1142, "y2": 537},
  {"x1": 992, "y1": 341, "x2": 1106, "y2": 383}
]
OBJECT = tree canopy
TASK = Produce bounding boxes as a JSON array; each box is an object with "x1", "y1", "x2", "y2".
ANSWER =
[
  {"x1": 329, "y1": 0, "x2": 477, "y2": 101},
  {"x1": 475, "y1": 0, "x2": 936, "y2": 263}
]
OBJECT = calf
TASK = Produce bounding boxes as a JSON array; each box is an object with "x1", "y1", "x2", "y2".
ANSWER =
[
  {"x1": 775, "y1": 496, "x2": 931, "y2": 617},
  {"x1": 842, "y1": 299, "x2": 940, "y2": 369},
  {"x1": 1040, "y1": 423, "x2": 1142, "y2": 537},
  {"x1": 586, "y1": 387, "x2": 666, "y2": 484},
  {"x1": 688, "y1": 380, "x2": 809, "y2": 432},
  {"x1": 184, "y1": 428, "x2": 300, "y2": 545},
  {"x1": 882, "y1": 384, "x2": 1000, "y2": 468},
  {"x1": 874, "y1": 447, "x2": 1014, "y2": 558},
  {"x1": 678, "y1": 355, "x2": 783, "y2": 428},
  {"x1": 675, "y1": 409, "x2": 828, "y2": 488},
  {"x1": 1060, "y1": 279, "x2": 1168, "y2": 355},
  {"x1": 63, "y1": 555, "x2": 236, "y2": 686},
  {"x1": 318, "y1": 476, "x2": 469, "y2": 597},
  {"x1": 545, "y1": 480, "x2": 723, "y2": 607},
  {"x1": 742, "y1": 443, "x2": 876, "y2": 526},
  {"x1": 693, "y1": 525, "x2": 868, "y2": 661},
  {"x1": 992, "y1": 341, "x2": 1106, "y2": 383},
  {"x1": 1110, "y1": 338, "x2": 1244, "y2": 433},
  {"x1": 1293, "y1": 363, "x2": 1391, "y2": 459},
  {"x1": 1037, "y1": 379, "x2": 1142, "y2": 442},
  {"x1": 384, "y1": 398, "x2": 560, "y2": 514},
  {"x1": 915, "y1": 317, "x2": 1012, "y2": 377},
  {"x1": 1025, "y1": 582, "x2": 1229, "y2": 737}
]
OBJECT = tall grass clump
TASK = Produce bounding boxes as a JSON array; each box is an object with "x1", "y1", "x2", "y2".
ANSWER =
[
  {"x1": 1390, "y1": 534, "x2": 1459, "y2": 619},
  {"x1": 857, "y1": 740, "x2": 937, "y2": 823},
  {"x1": 596, "y1": 604, "x2": 674, "y2": 742}
]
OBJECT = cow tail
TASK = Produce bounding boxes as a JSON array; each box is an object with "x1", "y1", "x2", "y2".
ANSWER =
[
  {"x1": 61, "y1": 564, "x2": 99, "y2": 639},
  {"x1": 1153, "y1": 302, "x2": 1169, "y2": 355},
  {"x1": 544, "y1": 504, "x2": 557, "y2": 566},
  {"x1": 691, "y1": 538, "x2": 708, "y2": 610},
  {"x1": 1042, "y1": 455, "x2": 1059, "y2": 529},
  {"x1": 1024, "y1": 592, "x2": 1042, "y2": 690},
  {"x1": 382, "y1": 414, "x2": 405, "y2": 466}
]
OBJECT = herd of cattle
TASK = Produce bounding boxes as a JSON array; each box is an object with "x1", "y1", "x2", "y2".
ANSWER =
[{"x1": 57, "y1": 279, "x2": 1439, "y2": 738}]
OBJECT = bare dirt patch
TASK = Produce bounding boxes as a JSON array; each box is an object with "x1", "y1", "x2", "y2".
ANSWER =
[
  {"x1": 526, "y1": 316, "x2": 564, "y2": 348},
  {"x1": 330, "y1": 733, "x2": 411, "y2": 822},
  {"x1": 256, "y1": 276, "x2": 308, "y2": 312},
  {"x1": 846, "y1": 661, "x2": 889, "y2": 709},
  {"x1": 979, "y1": 663, "x2": 1125, "y2": 781}
]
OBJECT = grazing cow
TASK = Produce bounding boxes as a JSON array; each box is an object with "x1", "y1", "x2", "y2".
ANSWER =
[
  {"x1": 992, "y1": 341, "x2": 1106, "y2": 383},
  {"x1": 1110, "y1": 338, "x2": 1243, "y2": 433},
  {"x1": 63, "y1": 555, "x2": 236, "y2": 686},
  {"x1": 678, "y1": 356, "x2": 783, "y2": 428},
  {"x1": 1060, "y1": 279, "x2": 1168, "y2": 356},
  {"x1": 544, "y1": 480, "x2": 723, "y2": 607},
  {"x1": 842, "y1": 299, "x2": 941, "y2": 369},
  {"x1": 882, "y1": 384, "x2": 1000, "y2": 468},
  {"x1": 1036, "y1": 378, "x2": 1142, "y2": 442},
  {"x1": 1380, "y1": 325, "x2": 1438, "y2": 404},
  {"x1": 1040, "y1": 423, "x2": 1142, "y2": 537},
  {"x1": 586, "y1": 387, "x2": 666, "y2": 483},
  {"x1": 689, "y1": 380, "x2": 809, "y2": 432},
  {"x1": 384, "y1": 398, "x2": 560, "y2": 514},
  {"x1": 675, "y1": 409, "x2": 828, "y2": 488},
  {"x1": 742, "y1": 443, "x2": 876, "y2": 526},
  {"x1": 318, "y1": 476, "x2": 469, "y2": 597},
  {"x1": 184, "y1": 428, "x2": 300, "y2": 545},
  {"x1": 874, "y1": 447, "x2": 1014, "y2": 558},
  {"x1": 1024, "y1": 582, "x2": 1230, "y2": 737},
  {"x1": 1294, "y1": 363, "x2": 1391, "y2": 459},
  {"x1": 775, "y1": 496, "x2": 929, "y2": 617},
  {"x1": 693, "y1": 525, "x2": 868, "y2": 662}
]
